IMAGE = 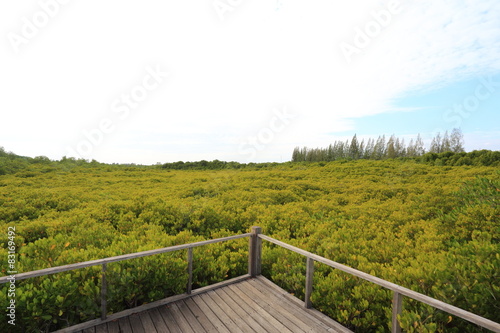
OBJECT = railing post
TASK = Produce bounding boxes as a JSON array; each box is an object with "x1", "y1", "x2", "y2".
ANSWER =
[
  {"x1": 392, "y1": 291, "x2": 403, "y2": 333},
  {"x1": 248, "y1": 226, "x2": 262, "y2": 277},
  {"x1": 305, "y1": 257, "x2": 314, "y2": 309},
  {"x1": 187, "y1": 247, "x2": 193, "y2": 294},
  {"x1": 101, "y1": 263, "x2": 107, "y2": 320}
]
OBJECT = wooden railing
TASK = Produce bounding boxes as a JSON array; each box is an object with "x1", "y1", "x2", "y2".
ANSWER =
[
  {"x1": 1, "y1": 226, "x2": 499, "y2": 332},
  {"x1": 0, "y1": 232, "x2": 252, "y2": 321},
  {"x1": 251, "y1": 227, "x2": 500, "y2": 333}
]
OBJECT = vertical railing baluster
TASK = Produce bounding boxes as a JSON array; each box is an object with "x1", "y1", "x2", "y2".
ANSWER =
[
  {"x1": 187, "y1": 247, "x2": 193, "y2": 294},
  {"x1": 101, "y1": 263, "x2": 107, "y2": 320},
  {"x1": 305, "y1": 257, "x2": 314, "y2": 309},
  {"x1": 249, "y1": 226, "x2": 262, "y2": 277},
  {"x1": 392, "y1": 291, "x2": 403, "y2": 333}
]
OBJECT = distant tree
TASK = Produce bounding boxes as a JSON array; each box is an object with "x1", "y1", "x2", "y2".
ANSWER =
[
  {"x1": 395, "y1": 138, "x2": 405, "y2": 157},
  {"x1": 364, "y1": 138, "x2": 374, "y2": 159},
  {"x1": 450, "y1": 128, "x2": 465, "y2": 153},
  {"x1": 33, "y1": 156, "x2": 51, "y2": 163},
  {"x1": 349, "y1": 134, "x2": 360, "y2": 159},
  {"x1": 442, "y1": 131, "x2": 451, "y2": 152},
  {"x1": 406, "y1": 138, "x2": 416, "y2": 157},
  {"x1": 430, "y1": 133, "x2": 442, "y2": 153},
  {"x1": 372, "y1": 135, "x2": 386, "y2": 159},
  {"x1": 386, "y1": 135, "x2": 396, "y2": 159},
  {"x1": 290, "y1": 130, "x2": 470, "y2": 163},
  {"x1": 292, "y1": 147, "x2": 302, "y2": 162},
  {"x1": 327, "y1": 144, "x2": 334, "y2": 161},
  {"x1": 414, "y1": 134, "x2": 425, "y2": 156},
  {"x1": 358, "y1": 139, "x2": 365, "y2": 159}
]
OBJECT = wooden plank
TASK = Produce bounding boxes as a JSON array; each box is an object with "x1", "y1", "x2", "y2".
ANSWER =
[
  {"x1": 195, "y1": 293, "x2": 241, "y2": 332},
  {"x1": 157, "y1": 305, "x2": 182, "y2": 333},
  {"x1": 215, "y1": 289, "x2": 273, "y2": 332},
  {"x1": 82, "y1": 328, "x2": 95, "y2": 333},
  {"x1": 244, "y1": 278, "x2": 331, "y2": 332},
  {"x1": 95, "y1": 323, "x2": 108, "y2": 333},
  {"x1": 253, "y1": 277, "x2": 337, "y2": 331},
  {"x1": 205, "y1": 290, "x2": 257, "y2": 333},
  {"x1": 54, "y1": 275, "x2": 251, "y2": 333},
  {"x1": 252, "y1": 277, "x2": 341, "y2": 332},
  {"x1": 191, "y1": 294, "x2": 231, "y2": 333},
  {"x1": 176, "y1": 300, "x2": 207, "y2": 332},
  {"x1": 0, "y1": 233, "x2": 251, "y2": 283},
  {"x1": 138, "y1": 311, "x2": 158, "y2": 333},
  {"x1": 247, "y1": 279, "x2": 324, "y2": 331},
  {"x1": 236, "y1": 281, "x2": 311, "y2": 332},
  {"x1": 167, "y1": 302, "x2": 196, "y2": 333},
  {"x1": 147, "y1": 308, "x2": 171, "y2": 333},
  {"x1": 225, "y1": 283, "x2": 295, "y2": 333},
  {"x1": 117, "y1": 317, "x2": 134, "y2": 333},
  {"x1": 128, "y1": 313, "x2": 146, "y2": 333},
  {"x1": 107, "y1": 320, "x2": 120, "y2": 333},
  {"x1": 254, "y1": 276, "x2": 353, "y2": 333},
  {"x1": 183, "y1": 297, "x2": 217, "y2": 332}
]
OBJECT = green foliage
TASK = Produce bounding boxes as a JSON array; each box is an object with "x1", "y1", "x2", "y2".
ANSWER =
[
  {"x1": 443, "y1": 173, "x2": 500, "y2": 242},
  {"x1": 0, "y1": 159, "x2": 498, "y2": 331}
]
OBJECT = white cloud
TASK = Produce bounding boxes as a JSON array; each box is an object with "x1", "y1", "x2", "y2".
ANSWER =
[{"x1": 0, "y1": 0, "x2": 498, "y2": 163}]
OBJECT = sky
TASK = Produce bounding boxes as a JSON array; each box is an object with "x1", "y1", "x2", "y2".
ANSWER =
[{"x1": 0, "y1": 0, "x2": 499, "y2": 164}]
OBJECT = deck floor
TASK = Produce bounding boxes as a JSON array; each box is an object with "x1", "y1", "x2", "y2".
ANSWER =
[{"x1": 71, "y1": 276, "x2": 352, "y2": 333}]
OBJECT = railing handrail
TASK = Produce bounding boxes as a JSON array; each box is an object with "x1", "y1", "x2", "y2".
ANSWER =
[
  {"x1": 0, "y1": 233, "x2": 251, "y2": 284},
  {"x1": 1, "y1": 228, "x2": 499, "y2": 332},
  {"x1": 258, "y1": 233, "x2": 500, "y2": 332}
]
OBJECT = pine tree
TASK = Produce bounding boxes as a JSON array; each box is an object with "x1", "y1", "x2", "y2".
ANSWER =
[
  {"x1": 290, "y1": 130, "x2": 465, "y2": 162},
  {"x1": 415, "y1": 134, "x2": 425, "y2": 156},
  {"x1": 386, "y1": 135, "x2": 396, "y2": 159},
  {"x1": 292, "y1": 147, "x2": 301, "y2": 162},
  {"x1": 364, "y1": 138, "x2": 374, "y2": 159},
  {"x1": 349, "y1": 134, "x2": 360, "y2": 159},
  {"x1": 407, "y1": 138, "x2": 416, "y2": 157},
  {"x1": 442, "y1": 131, "x2": 451, "y2": 152},
  {"x1": 358, "y1": 139, "x2": 365, "y2": 159},
  {"x1": 396, "y1": 138, "x2": 405, "y2": 157},
  {"x1": 373, "y1": 135, "x2": 386, "y2": 159},
  {"x1": 430, "y1": 133, "x2": 442, "y2": 153},
  {"x1": 450, "y1": 128, "x2": 465, "y2": 153},
  {"x1": 327, "y1": 144, "x2": 334, "y2": 161}
]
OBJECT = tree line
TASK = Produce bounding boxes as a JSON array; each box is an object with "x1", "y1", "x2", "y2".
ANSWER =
[{"x1": 292, "y1": 128, "x2": 465, "y2": 162}]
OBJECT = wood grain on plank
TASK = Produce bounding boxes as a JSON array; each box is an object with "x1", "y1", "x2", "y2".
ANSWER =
[
  {"x1": 147, "y1": 308, "x2": 172, "y2": 333},
  {"x1": 157, "y1": 305, "x2": 183, "y2": 333},
  {"x1": 206, "y1": 289, "x2": 257, "y2": 333}
]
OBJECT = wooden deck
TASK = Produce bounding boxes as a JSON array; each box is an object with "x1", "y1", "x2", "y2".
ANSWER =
[
  {"x1": 66, "y1": 276, "x2": 352, "y2": 333},
  {"x1": 6, "y1": 228, "x2": 498, "y2": 332}
]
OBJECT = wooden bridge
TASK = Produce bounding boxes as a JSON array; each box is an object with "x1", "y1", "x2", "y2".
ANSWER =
[{"x1": 1, "y1": 227, "x2": 499, "y2": 332}]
